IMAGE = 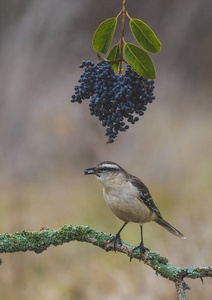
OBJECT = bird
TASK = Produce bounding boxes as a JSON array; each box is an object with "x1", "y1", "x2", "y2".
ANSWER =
[{"x1": 84, "y1": 161, "x2": 186, "y2": 259}]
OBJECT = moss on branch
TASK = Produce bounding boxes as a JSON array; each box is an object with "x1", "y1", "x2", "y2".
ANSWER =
[{"x1": 0, "y1": 224, "x2": 211, "y2": 299}]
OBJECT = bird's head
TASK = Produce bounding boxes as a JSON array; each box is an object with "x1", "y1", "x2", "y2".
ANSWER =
[{"x1": 84, "y1": 161, "x2": 126, "y2": 183}]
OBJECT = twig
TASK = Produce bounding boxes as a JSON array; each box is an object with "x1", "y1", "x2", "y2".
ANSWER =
[{"x1": 119, "y1": 0, "x2": 127, "y2": 74}]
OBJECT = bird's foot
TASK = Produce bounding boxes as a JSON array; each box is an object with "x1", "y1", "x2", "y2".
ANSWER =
[
  {"x1": 130, "y1": 242, "x2": 149, "y2": 262},
  {"x1": 110, "y1": 233, "x2": 122, "y2": 252}
]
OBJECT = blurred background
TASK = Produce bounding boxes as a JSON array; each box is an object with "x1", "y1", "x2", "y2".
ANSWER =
[{"x1": 0, "y1": 0, "x2": 212, "y2": 299}]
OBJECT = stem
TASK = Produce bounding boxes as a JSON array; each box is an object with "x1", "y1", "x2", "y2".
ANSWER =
[
  {"x1": 126, "y1": 11, "x2": 132, "y2": 20},
  {"x1": 116, "y1": 10, "x2": 122, "y2": 19},
  {"x1": 175, "y1": 279, "x2": 187, "y2": 300},
  {"x1": 119, "y1": 0, "x2": 127, "y2": 74}
]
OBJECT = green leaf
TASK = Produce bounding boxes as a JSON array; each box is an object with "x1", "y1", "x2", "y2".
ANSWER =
[
  {"x1": 107, "y1": 44, "x2": 120, "y2": 70},
  {"x1": 124, "y1": 43, "x2": 156, "y2": 79},
  {"x1": 130, "y1": 19, "x2": 161, "y2": 53},
  {"x1": 93, "y1": 18, "x2": 117, "y2": 54}
]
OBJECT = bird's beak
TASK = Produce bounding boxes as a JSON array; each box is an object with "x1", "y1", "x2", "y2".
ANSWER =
[{"x1": 84, "y1": 167, "x2": 95, "y2": 175}]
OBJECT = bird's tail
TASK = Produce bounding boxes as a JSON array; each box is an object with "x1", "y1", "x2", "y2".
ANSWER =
[{"x1": 155, "y1": 218, "x2": 186, "y2": 239}]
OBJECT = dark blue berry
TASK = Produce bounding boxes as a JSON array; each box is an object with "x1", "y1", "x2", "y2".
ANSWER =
[{"x1": 71, "y1": 60, "x2": 156, "y2": 143}]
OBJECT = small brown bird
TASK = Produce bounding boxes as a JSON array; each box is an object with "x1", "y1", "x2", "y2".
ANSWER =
[{"x1": 84, "y1": 161, "x2": 186, "y2": 258}]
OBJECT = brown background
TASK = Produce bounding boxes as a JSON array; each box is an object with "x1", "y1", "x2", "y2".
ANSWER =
[{"x1": 0, "y1": 0, "x2": 212, "y2": 299}]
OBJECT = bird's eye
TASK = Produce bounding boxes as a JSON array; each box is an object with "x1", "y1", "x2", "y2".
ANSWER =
[{"x1": 97, "y1": 167, "x2": 109, "y2": 173}]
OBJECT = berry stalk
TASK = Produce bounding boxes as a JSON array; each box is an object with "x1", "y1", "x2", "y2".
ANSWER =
[{"x1": 119, "y1": 0, "x2": 127, "y2": 75}]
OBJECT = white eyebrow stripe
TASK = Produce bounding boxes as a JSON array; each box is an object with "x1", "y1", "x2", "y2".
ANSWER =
[{"x1": 101, "y1": 163, "x2": 120, "y2": 169}]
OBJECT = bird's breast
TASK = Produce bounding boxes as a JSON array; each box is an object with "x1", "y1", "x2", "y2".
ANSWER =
[{"x1": 102, "y1": 183, "x2": 156, "y2": 224}]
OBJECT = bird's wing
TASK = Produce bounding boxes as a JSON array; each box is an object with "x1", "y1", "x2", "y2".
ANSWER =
[{"x1": 130, "y1": 175, "x2": 162, "y2": 218}]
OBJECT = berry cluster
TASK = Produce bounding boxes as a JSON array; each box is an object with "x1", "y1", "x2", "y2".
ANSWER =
[{"x1": 71, "y1": 60, "x2": 155, "y2": 143}]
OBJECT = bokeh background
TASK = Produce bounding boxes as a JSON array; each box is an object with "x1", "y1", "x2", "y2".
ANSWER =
[{"x1": 0, "y1": 0, "x2": 212, "y2": 299}]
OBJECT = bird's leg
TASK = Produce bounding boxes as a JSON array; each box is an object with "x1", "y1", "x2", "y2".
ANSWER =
[
  {"x1": 110, "y1": 222, "x2": 128, "y2": 252},
  {"x1": 131, "y1": 224, "x2": 149, "y2": 261}
]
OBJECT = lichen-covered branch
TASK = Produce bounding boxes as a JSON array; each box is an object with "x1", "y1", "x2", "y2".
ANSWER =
[
  {"x1": 0, "y1": 225, "x2": 211, "y2": 299},
  {"x1": 175, "y1": 278, "x2": 190, "y2": 300}
]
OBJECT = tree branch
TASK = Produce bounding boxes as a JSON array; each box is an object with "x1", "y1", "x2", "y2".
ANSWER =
[
  {"x1": 0, "y1": 225, "x2": 211, "y2": 299},
  {"x1": 175, "y1": 278, "x2": 190, "y2": 300}
]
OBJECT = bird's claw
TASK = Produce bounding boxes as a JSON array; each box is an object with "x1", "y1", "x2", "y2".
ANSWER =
[
  {"x1": 130, "y1": 243, "x2": 149, "y2": 261},
  {"x1": 110, "y1": 234, "x2": 122, "y2": 252}
]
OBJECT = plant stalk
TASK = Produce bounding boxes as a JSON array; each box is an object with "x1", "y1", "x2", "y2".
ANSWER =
[{"x1": 119, "y1": 0, "x2": 127, "y2": 74}]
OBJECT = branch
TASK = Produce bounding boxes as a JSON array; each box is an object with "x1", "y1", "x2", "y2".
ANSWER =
[
  {"x1": 0, "y1": 225, "x2": 211, "y2": 299},
  {"x1": 175, "y1": 278, "x2": 190, "y2": 300},
  {"x1": 119, "y1": 0, "x2": 127, "y2": 74}
]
